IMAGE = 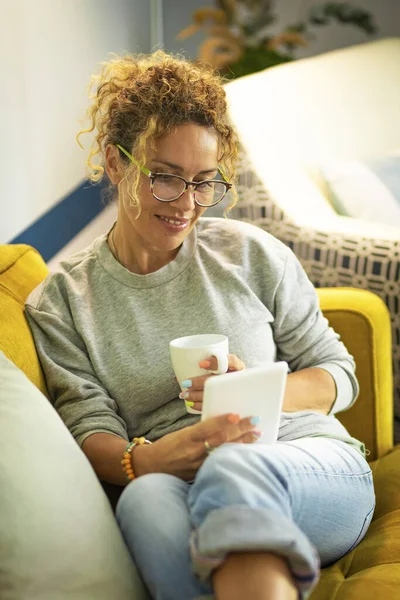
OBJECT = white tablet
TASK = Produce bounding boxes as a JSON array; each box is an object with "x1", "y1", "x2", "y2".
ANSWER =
[{"x1": 202, "y1": 362, "x2": 288, "y2": 444}]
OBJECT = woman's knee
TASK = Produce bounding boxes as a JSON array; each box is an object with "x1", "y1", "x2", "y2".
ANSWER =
[
  {"x1": 189, "y1": 444, "x2": 293, "y2": 521},
  {"x1": 197, "y1": 443, "x2": 288, "y2": 485},
  {"x1": 202, "y1": 443, "x2": 257, "y2": 470},
  {"x1": 116, "y1": 472, "x2": 186, "y2": 523}
]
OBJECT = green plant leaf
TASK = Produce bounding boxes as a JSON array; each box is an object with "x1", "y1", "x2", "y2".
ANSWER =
[
  {"x1": 225, "y1": 47, "x2": 293, "y2": 79},
  {"x1": 308, "y1": 2, "x2": 377, "y2": 35}
]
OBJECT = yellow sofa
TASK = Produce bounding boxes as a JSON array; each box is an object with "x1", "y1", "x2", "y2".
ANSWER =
[{"x1": 1, "y1": 243, "x2": 399, "y2": 599}]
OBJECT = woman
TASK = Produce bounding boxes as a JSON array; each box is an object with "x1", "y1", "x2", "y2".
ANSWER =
[{"x1": 25, "y1": 51, "x2": 375, "y2": 600}]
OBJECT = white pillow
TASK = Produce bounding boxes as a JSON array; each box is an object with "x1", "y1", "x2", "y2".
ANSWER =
[
  {"x1": 0, "y1": 351, "x2": 149, "y2": 600},
  {"x1": 319, "y1": 155, "x2": 400, "y2": 227}
]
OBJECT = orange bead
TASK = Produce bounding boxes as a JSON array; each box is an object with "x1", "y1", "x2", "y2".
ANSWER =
[{"x1": 122, "y1": 442, "x2": 138, "y2": 480}]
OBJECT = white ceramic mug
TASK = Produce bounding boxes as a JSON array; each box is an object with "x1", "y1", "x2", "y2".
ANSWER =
[{"x1": 169, "y1": 334, "x2": 229, "y2": 414}]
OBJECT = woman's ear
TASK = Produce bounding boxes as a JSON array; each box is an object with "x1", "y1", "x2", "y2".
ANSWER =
[{"x1": 105, "y1": 145, "x2": 124, "y2": 184}]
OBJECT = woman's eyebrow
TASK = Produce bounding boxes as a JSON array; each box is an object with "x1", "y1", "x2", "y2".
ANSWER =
[{"x1": 151, "y1": 159, "x2": 218, "y2": 175}]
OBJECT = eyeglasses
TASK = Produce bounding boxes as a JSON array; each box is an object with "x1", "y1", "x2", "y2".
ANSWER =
[{"x1": 116, "y1": 144, "x2": 232, "y2": 207}]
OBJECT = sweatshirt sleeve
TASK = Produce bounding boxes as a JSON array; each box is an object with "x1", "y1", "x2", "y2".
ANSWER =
[
  {"x1": 25, "y1": 291, "x2": 129, "y2": 447},
  {"x1": 271, "y1": 248, "x2": 359, "y2": 415}
]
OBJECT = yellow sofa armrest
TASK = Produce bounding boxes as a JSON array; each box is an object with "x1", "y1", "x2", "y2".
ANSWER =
[
  {"x1": 0, "y1": 244, "x2": 49, "y2": 396},
  {"x1": 317, "y1": 287, "x2": 393, "y2": 461}
]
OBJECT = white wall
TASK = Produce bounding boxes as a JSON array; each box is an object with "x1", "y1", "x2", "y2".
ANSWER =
[
  {"x1": 1, "y1": 0, "x2": 150, "y2": 243},
  {"x1": 163, "y1": 0, "x2": 400, "y2": 60}
]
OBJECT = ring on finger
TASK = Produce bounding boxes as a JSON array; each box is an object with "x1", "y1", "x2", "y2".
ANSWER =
[{"x1": 204, "y1": 440, "x2": 215, "y2": 454}]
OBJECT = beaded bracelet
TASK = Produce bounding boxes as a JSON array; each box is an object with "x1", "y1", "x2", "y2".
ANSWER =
[{"x1": 121, "y1": 437, "x2": 152, "y2": 482}]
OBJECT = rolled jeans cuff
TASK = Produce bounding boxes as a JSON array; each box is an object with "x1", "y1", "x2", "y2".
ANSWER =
[{"x1": 190, "y1": 506, "x2": 321, "y2": 599}]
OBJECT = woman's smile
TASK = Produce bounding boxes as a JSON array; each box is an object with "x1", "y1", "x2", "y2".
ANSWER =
[{"x1": 155, "y1": 214, "x2": 191, "y2": 233}]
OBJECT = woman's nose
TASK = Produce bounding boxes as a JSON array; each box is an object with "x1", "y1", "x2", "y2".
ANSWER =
[{"x1": 173, "y1": 185, "x2": 196, "y2": 209}]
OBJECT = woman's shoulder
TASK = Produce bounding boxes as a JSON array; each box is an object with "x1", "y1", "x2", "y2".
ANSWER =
[
  {"x1": 26, "y1": 234, "x2": 105, "y2": 314},
  {"x1": 196, "y1": 217, "x2": 290, "y2": 264}
]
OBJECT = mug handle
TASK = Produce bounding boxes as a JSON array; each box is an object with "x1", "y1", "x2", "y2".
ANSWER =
[{"x1": 208, "y1": 350, "x2": 229, "y2": 375}]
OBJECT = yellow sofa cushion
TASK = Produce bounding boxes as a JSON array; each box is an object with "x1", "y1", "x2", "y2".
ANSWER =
[
  {"x1": 311, "y1": 445, "x2": 400, "y2": 599},
  {"x1": 0, "y1": 244, "x2": 49, "y2": 396}
]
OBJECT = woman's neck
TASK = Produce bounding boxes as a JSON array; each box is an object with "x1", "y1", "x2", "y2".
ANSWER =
[{"x1": 108, "y1": 222, "x2": 179, "y2": 275}]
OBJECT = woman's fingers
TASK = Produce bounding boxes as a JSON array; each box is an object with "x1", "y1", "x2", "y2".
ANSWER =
[
  {"x1": 180, "y1": 388, "x2": 202, "y2": 403},
  {"x1": 226, "y1": 353, "x2": 246, "y2": 372},
  {"x1": 199, "y1": 429, "x2": 262, "y2": 456},
  {"x1": 181, "y1": 374, "x2": 214, "y2": 391},
  {"x1": 190, "y1": 413, "x2": 239, "y2": 442},
  {"x1": 235, "y1": 430, "x2": 263, "y2": 444},
  {"x1": 191, "y1": 414, "x2": 257, "y2": 448},
  {"x1": 199, "y1": 425, "x2": 261, "y2": 455},
  {"x1": 179, "y1": 388, "x2": 203, "y2": 412},
  {"x1": 185, "y1": 399, "x2": 203, "y2": 412},
  {"x1": 181, "y1": 353, "x2": 246, "y2": 394},
  {"x1": 199, "y1": 353, "x2": 246, "y2": 373}
]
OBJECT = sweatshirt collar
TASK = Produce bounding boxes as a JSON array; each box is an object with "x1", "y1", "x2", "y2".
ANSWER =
[{"x1": 95, "y1": 223, "x2": 197, "y2": 288}]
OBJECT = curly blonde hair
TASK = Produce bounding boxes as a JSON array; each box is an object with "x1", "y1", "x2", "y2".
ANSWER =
[{"x1": 77, "y1": 50, "x2": 239, "y2": 215}]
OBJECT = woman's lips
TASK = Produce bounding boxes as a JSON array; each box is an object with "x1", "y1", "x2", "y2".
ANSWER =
[{"x1": 156, "y1": 215, "x2": 190, "y2": 232}]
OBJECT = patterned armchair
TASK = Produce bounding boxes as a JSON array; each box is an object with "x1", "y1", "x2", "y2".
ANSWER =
[{"x1": 224, "y1": 39, "x2": 400, "y2": 442}]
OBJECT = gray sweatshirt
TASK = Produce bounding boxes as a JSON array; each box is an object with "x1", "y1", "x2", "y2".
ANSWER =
[{"x1": 25, "y1": 218, "x2": 366, "y2": 457}]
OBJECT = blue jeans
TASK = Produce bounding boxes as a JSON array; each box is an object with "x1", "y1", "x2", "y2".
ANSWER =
[{"x1": 116, "y1": 438, "x2": 375, "y2": 600}]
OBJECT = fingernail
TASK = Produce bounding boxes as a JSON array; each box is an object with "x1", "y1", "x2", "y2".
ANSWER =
[
  {"x1": 252, "y1": 430, "x2": 263, "y2": 437},
  {"x1": 250, "y1": 416, "x2": 261, "y2": 426},
  {"x1": 199, "y1": 360, "x2": 211, "y2": 369},
  {"x1": 181, "y1": 379, "x2": 192, "y2": 389},
  {"x1": 179, "y1": 391, "x2": 190, "y2": 399},
  {"x1": 185, "y1": 400, "x2": 195, "y2": 408}
]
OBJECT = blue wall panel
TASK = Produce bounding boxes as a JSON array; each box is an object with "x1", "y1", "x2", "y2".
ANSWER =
[{"x1": 10, "y1": 181, "x2": 105, "y2": 262}]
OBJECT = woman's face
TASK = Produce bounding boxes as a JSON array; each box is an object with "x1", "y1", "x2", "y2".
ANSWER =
[{"x1": 113, "y1": 123, "x2": 220, "y2": 260}]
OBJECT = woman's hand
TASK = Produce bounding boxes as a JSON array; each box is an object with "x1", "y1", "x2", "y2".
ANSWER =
[
  {"x1": 132, "y1": 412, "x2": 260, "y2": 481},
  {"x1": 180, "y1": 353, "x2": 245, "y2": 412}
]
